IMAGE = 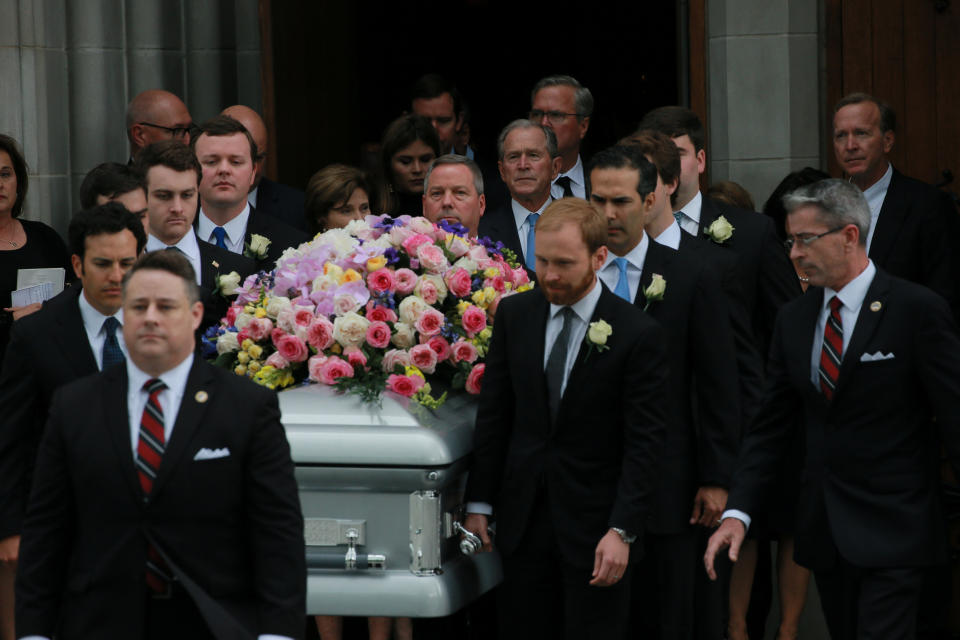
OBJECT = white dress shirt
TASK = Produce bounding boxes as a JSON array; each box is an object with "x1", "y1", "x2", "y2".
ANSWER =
[
  {"x1": 511, "y1": 197, "x2": 553, "y2": 258},
  {"x1": 247, "y1": 184, "x2": 259, "y2": 209},
  {"x1": 77, "y1": 291, "x2": 126, "y2": 371},
  {"x1": 146, "y1": 230, "x2": 204, "y2": 285},
  {"x1": 197, "y1": 204, "x2": 251, "y2": 255},
  {"x1": 861, "y1": 163, "x2": 893, "y2": 253},
  {"x1": 723, "y1": 260, "x2": 878, "y2": 532},
  {"x1": 674, "y1": 190, "x2": 704, "y2": 237},
  {"x1": 550, "y1": 155, "x2": 586, "y2": 200},
  {"x1": 652, "y1": 219, "x2": 683, "y2": 250},
  {"x1": 597, "y1": 233, "x2": 650, "y2": 303}
]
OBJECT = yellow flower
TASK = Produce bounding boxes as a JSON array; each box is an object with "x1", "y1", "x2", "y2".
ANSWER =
[
  {"x1": 248, "y1": 361, "x2": 261, "y2": 373},
  {"x1": 341, "y1": 268, "x2": 362, "y2": 283},
  {"x1": 244, "y1": 304, "x2": 255, "y2": 314},
  {"x1": 234, "y1": 364, "x2": 247, "y2": 376},
  {"x1": 483, "y1": 267, "x2": 499, "y2": 278},
  {"x1": 457, "y1": 300, "x2": 472, "y2": 315},
  {"x1": 248, "y1": 344, "x2": 263, "y2": 359},
  {"x1": 479, "y1": 327, "x2": 492, "y2": 341},
  {"x1": 236, "y1": 351, "x2": 250, "y2": 364},
  {"x1": 367, "y1": 256, "x2": 388, "y2": 271},
  {"x1": 517, "y1": 283, "x2": 534, "y2": 293},
  {"x1": 324, "y1": 262, "x2": 344, "y2": 279},
  {"x1": 405, "y1": 366, "x2": 425, "y2": 380},
  {"x1": 471, "y1": 290, "x2": 486, "y2": 306},
  {"x1": 483, "y1": 287, "x2": 497, "y2": 303},
  {"x1": 254, "y1": 307, "x2": 267, "y2": 318},
  {"x1": 241, "y1": 338, "x2": 254, "y2": 351}
]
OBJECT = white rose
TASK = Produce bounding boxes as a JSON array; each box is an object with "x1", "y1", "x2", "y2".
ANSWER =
[
  {"x1": 333, "y1": 311, "x2": 370, "y2": 348},
  {"x1": 391, "y1": 322, "x2": 416, "y2": 348},
  {"x1": 344, "y1": 218, "x2": 371, "y2": 235},
  {"x1": 216, "y1": 331, "x2": 240, "y2": 354},
  {"x1": 453, "y1": 256, "x2": 478, "y2": 274},
  {"x1": 705, "y1": 216, "x2": 735, "y2": 243},
  {"x1": 265, "y1": 296, "x2": 292, "y2": 319},
  {"x1": 645, "y1": 273, "x2": 667, "y2": 299},
  {"x1": 312, "y1": 274, "x2": 339, "y2": 293},
  {"x1": 234, "y1": 312, "x2": 254, "y2": 330},
  {"x1": 276, "y1": 309, "x2": 297, "y2": 333},
  {"x1": 249, "y1": 233, "x2": 271, "y2": 255},
  {"x1": 409, "y1": 216, "x2": 435, "y2": 234},
  {"x1": 398, "y1": 295, "x2": 429, "y2": 325},
  {"x1": 588, "y1": 320, "x2": 613, "y2": 346},
  {"x1": 218, "y1": 271, "x2": 241, "y2": 296}
]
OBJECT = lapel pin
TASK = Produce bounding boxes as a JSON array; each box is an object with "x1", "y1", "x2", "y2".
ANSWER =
[
  {"x1": 212, "y1": 260, "x2": 220, "y2": 269},
  {"x1": 195, "y1": 390, "x2": 209, "y2": 403},
  {"x1": 869, "y1": 301, "x2": 882, "y2": 312}
]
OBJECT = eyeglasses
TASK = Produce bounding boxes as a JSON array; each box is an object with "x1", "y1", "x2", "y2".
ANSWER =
[
  {"x1": 528, "y1": 109, "x2": 582, "y2": 126},
  {"x1": 138, "y1": 122, "x2": 193, "y2": 139},
  {"x1": 783, "y1": 226, "x2": 845, "y2": 251}
]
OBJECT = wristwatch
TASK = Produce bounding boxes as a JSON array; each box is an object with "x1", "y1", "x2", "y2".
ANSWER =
[{"x1": 610, "y1": 527, "x2": 636, "y2": 544}]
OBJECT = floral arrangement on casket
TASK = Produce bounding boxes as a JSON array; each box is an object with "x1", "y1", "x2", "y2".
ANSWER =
[{"x1": 203, "y1": 214, "x2": 534, "y2": 407}]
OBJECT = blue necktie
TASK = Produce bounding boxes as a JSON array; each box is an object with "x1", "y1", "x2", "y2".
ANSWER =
[
  {"x1": 613, "y1": 258, "x2": 631, "y2": 302},
  {"x1": 673, "y1": 210, "x2": 686, "y2": 227},
  {"x1": 525, "y1": 213, "x2": 539, "y2": 271},
  {"x1": 101, "y1": 316, "x2": 125, "y2": 370},
  {"x1": 212, "y1": 226, "x2": 228, "y2": 249}
]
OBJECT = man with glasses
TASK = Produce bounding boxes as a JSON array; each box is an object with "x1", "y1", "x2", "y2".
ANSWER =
[
  {"x1": 530, "y1": 75, "x2": 592, "y2": 200},
  {"x1": 705, "y1": 178, "x2": 960, "y2": 640},
  {"x1": 125, "y1": 90, "x2": 193, "y2": 160}
]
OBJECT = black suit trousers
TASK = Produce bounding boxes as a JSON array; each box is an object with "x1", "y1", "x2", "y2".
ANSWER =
[
  {"x1": 497, "y1": 493, "x2": 631, "y2": 640},
  {"x1": 813, "y1": 560, "x2": 923, "y2": 640},
  {"x1": 630, "y1": 528, "x2": 699, "y2": 640}
]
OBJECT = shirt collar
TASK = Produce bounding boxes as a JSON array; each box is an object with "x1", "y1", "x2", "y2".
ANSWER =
[
  {"x1": 601, "y1": 232, "x2": 650, "y2": 274},
  {"x1": 861, "y1": 162, "x2": 893, "y2": 200},
  {"x1": 549, "y1": 274, "x2": 602, "y2": 325},
  {"x1": 556, "y1": 155, "x2": 584, "y2": 188},
  {"x1": 675, "y1": 190, "x2": 703, "y2": 224},
  {"x1": 146, "y1": 229, "x2": 201, "y2": 261},
  {"x1": 197, "y1": 203, "x2": 251, "y2": 246},
  {"x1": 511, "y1": 197, "x2": 554, "y2": 230},
  {"x1": 823, "y1": 260, "x2": 877, "y2": 314},
  {"x1": 247, "y1": 185, "x2": 259, "y2": 209},
  {"x1": 77, "y1": 288, "x2": 123, "y2": 335},
  {"x1": 652, "y1": 219, "x2": 682, "y2": 250},
  {"x1": 126, "y1": 352, "x2": 195, "y2": 398}
]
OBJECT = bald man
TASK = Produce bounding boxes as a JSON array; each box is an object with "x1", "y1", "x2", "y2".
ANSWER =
[
  {"x1": 125, "y1": 90, "x2": 193, "y2": 159},
  {"x1": 221, "y1": 104, "x2": 306, "y2": 231}
]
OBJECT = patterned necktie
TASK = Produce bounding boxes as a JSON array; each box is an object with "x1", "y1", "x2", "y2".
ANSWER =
[
  {"x1": 673, "y1": 210, "x2": 686, "y2": 227},
  {"x1": 137, "y1": 378, "x2": 173, "y2": 593},
  {"x1": 555, "y1": 175, "x2": 575, "y2": 199},
  {"x1": 546, "y1": 307, "x2": 575, "y2": 423},
  {"x1": 818, "y1": 296, "x2": 843, "y2": 400},
  {"x1": 212, "y1": 226, "x2": 228, "y2": 249},
  {"x1": 101, "y1": 317, "x2": 124, "y2": 370},
  {"x1": 613, "y1": 258, "x2": 631, "y2": 302},
  {"x1": 525, "y1": 213, "x2": 539, "y2": 271}
]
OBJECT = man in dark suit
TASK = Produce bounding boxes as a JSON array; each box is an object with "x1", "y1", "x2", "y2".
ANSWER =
[
  {"x1": 463, "y1": 198, "x2": 668, "y2": 639},
  {"x1": 832, "y1": 92, "x2": 959, "y2": 318},
  {"x1": 705, "y1": 179, "x2": 960, "y2": 640},
  {"x1": 137, "y1": 140, "x2": 256, "y2": 334},
  {"x1": 589, "y1": 145, "x2": 742, "y2": 639},
  {"x1": 638, "y1": 107, "x2": 800, "y2": 352},
  {"x1": 16, "y1": 249, "x2": 306, "y2": 639},
  {"x1": 222, "y1": 105, "x2": 307, "y2": 232},
  {"x1": 0, "y1": 202, "x2": 146, "y2": 567},
  {"x1": 529, "y1": 75, "x2": 592, "y2": 200},
  {"x1": 476, "y1": 120, "x2": 560, "y2": 279},
  {"x1": 192, "y1": 116, "x2": 308, "y2": 270}
]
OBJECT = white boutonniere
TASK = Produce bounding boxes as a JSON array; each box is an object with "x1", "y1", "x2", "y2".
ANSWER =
[
  {"x1": 642, "y1": 273, "x2": 666, "y2": 311},
  {"x1": 704, "y1": 215, "x2": 734, "y2": 244},
  {"x1": 584, "y1": 319, "x2": 612, "y2": 360},
  {"x1": 215, "y1": 270, "x2": 242, "y2": 298},
  {"x1": 244, "y1": 233, "x2": 271, "y2": 260}
]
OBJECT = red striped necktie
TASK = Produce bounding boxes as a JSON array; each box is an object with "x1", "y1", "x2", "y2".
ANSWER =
[
  {"x1": 818, "y1": 296, "x2": 843, "y2": 400},
  {"x1": 137, "y1": 378, "x2": 173, "y2": 594}
]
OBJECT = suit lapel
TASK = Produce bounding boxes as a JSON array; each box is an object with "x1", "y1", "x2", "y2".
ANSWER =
[
  {"x1": 634, "y1": 241, "x2": 673, "y2": 309},
  {"x1": 102, "y1": 365, "x2": 142, "y2": 500},
  {"x1": 55, "y1": 289, "x2": 99, "y2": 375},
  {"x1": 560, "y1": 283, "x2": 613, "y2": 420},
  {"x1": 698, "y1": 196, "x2": 721, "y2": 236},
  {"x1": 835, "y1": 271, "x2": 890, "y2": 394},
  {"x1": 789, "y1": 289, "x2": 824, "y2": 395},
  {"x1": 197, "y1": 241, "x2": 219, "y2": 290},
  {"x1": 867, "y1": 170, "x2": 906, "y2": 266},
  {"x1": 151, "y1": 358, "x2": 215, "y2": 497}
]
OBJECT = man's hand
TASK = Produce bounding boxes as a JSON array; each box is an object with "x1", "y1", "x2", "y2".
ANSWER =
[
  {"x1": 703, "y1": 518, "x2": 745, "y2": 580},
  {"x1": 463, "y1": 513, "x2": 493, "y2": 552},
  {"x1": 689, "y1": 486, "x2": 729, "y2": 527},
  {"x1": 5, "y1": 303, "x2": 42, "y2": 321},
  {"x1": 0, "y1": 535, "x2": 20, "y2": 563},
  {"x1": 589, "y1": 530, "x2": 629, "y2": 587}
]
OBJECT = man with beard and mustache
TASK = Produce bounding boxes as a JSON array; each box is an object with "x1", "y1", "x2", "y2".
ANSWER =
[
  {"x1": 463, "y1": 197, "x2": 668, "y2": 639},
  {"x1": 421, "y1": 155, "x2": 485, "y2": 237}
]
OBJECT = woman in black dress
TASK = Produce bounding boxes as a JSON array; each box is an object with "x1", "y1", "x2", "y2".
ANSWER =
[{"x1": 378, "y1": 114, "x2": 440, "y2": 217}]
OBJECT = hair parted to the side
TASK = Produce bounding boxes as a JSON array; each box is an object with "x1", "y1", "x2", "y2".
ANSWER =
[
  {"x1": 305, "y1": 164, "x2": 372, "y2": 235},
  {"x1": 782, "y1": 178, "x2": 871, "y2": 246},
  {"x1": 531, "y1": 75, "x2": 594, "y2": 120},
  {"x1": 68, "y1": 201, "x2": 148, "y2": 259},
  {"x1": 834, "y1": 92, "x2": 896, "y2": 134},
  {"x1": 79, "y1": 162, "x2": 145, "y2": 210},
  {"x1": 586, "y1": 145, "x2": 659, "y2": 200},
  {"x1": 536, "y1": 197, "x2": 607, "y2": 255},
  {"x1": 496, "y1": 120, "x2": 559, "y2": 160},
  {"x1": 424, "y1": 154, "x2": 484, "y2": 195},
  {"x1": 637, "y1": 106, "x2": 706, "y2": 152},
  {"x1": 122, "y1": 249, "x2": 200, "y2": 303},
  {"x1": 136, "y1": 140, "x2": 202, "y2": 187},
  {"x1": 191, "y1": 115, "x2": 258, "y2": 162}
]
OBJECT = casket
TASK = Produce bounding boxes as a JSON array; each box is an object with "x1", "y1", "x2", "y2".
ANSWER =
[{"x1": 280, "y1": 384, "x2": 502, "y2": 617}]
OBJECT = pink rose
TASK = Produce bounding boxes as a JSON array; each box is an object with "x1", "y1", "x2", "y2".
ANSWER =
[
  {"x1": 246, "y1": 317, "x2": 274, "y2": 341},
  {"x1": 417, "y1": 244, "x2": 449, "y2": 273},
  {"x1": 307, "y1": 317, "x2": 335, "y2": 350},
  {"x1": 465, "y1": 363, "x2": 485, "y2": 394},
  {"x1": 467, "y1": 245, "x2": 489, "y2": 261},
  {"x1": 414, "y1": 307, "x2": 445, "y2": 336},
  {"x1": 451, "y1": 340, "x2": 479, "y2": 364},
  {"x1": 270, "y1": 327, "x2": 285, "y2": 344},
  {"x1": 294, "y1": 308, "x2": 314, "y2": 327},
  {"x1": 237, "y1": 329, "x2": 250, "y2": 344},
  {"x1": 275, "y1": 334, "x2": 309, "y2": 362},
  {"x1": 226, "y1": 305, "x2": 241, "y2": 326},
  {"x1": 512, "y1": 266, "x2": 530, "y2": 287},
  {"x1": 307, "y1": 354, "x2": 328, "y2": 381},
  {"x1": 344, "y1": 347, "x2": 368, "y2": 369},
  {"x1": 367, "y1": 268, "x2": 395, "y2": 294},
  {"x1": 365, "y1": 302, "x2": 398, "y2": 323},
  {"x1": 381, "y1": 349, "x2": 411, "y2": 373},
  {"x1": 416, "y1": 277, "x2": 440, "y2": 305},
  {"x1": 266, "y1": 352, "x2": 291, "y2": 369},
  {"x1": 394, "y1": 268, "x2": 418, "y2": 295},
  {"x1": 444, "y1": 268, "x2": 473, "y2": 298},
  {"x1": 386, "y1": 374, "x2": 422, "y2": 398},
  {"x1": 426, "y1": 335, "x2": 451, "y2": 361},
  {"x1": 409, "y1": 344, "x2": 438, "y2": 374},
  {"x1": 388, "y1": 223, "x2": 415, "y2": 245},
  {"x1": 461, "y1": 305, "x2": 487, "y2": 335},
  {"x1": 485, "y1": 275, "x2": 506, "y2": 294},
  {"x1": 318, "y1": 355, "x2": 354, "y2": 385},
  {"x1": 401, "y1": 233, "x2": 433, "y2": 256},
  {"x1": 365, "y1": 321, "x2": 392, "y2": 349}
]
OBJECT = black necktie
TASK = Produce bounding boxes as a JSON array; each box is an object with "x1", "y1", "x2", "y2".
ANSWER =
[
  {"x1": 546, "y1": 307, "x2": 575, "y2": 423},
  {"x1": 555, "y1": 176, "x2": 575, "y2": 199},
  {"x1": 101, "y1": 316, "x2": 124, "y2": 370}
]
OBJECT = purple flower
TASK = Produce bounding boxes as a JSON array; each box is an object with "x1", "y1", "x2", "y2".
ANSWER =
[{"x1": 438, "y1": 219, "x2": 469, "y2": 237}]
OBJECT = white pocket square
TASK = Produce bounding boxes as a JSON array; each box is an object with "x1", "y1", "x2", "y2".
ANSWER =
[
  {"x1": 859, "y1": 351, "x2": 895, "y2": 362},
  {"x1": 193, "y1": 447, "x2": 230, "y2": 461}
]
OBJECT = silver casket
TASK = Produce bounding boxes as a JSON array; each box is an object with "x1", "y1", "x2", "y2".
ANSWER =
[{"x1": 279, "y1": 384, "x2": 502, "y2": 617}]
